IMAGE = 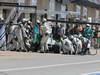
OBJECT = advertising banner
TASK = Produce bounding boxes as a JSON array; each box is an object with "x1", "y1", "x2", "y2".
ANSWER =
[
  {"x1": 83, "y1": 6, "x2": 88, "y2": 18},
  {"x1": 61, "y1": 5, "x2": 66, "y2": 18},
  {"x1": 95, "y1": 10, "x2": 99, "y2": 22},
  {"x1": 76, "y1": 5, "x2": 81, "y2": 16}
]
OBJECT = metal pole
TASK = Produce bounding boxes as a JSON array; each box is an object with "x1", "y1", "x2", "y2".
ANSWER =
[
  {"x1": 56, "y1": 14, "x2": 58, "y2": 25},
  {"x1": 34, "y1": 7, "x2": 37, "y2": 24}
]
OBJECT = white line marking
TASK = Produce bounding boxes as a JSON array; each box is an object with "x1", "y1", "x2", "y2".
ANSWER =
[
  {"x1": 0, "y1": 60, "x2": 100, "y2": 72},
  {"x1": 82, "y1": 71, "x2": 100, "y2": 75}
]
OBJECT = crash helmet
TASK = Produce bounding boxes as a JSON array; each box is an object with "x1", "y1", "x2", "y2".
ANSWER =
[
  {"x1": 37, "y1": 20, "x2": 41, "y2": 24},
  {"x1": 43, "y1": 18, "x2": 47, "y2": 22},
  {"x1": 86, "y1": 24, "x2": 91, "y2": 28}
]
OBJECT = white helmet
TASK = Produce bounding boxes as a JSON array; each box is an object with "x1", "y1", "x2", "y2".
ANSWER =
[
  {"x1": 22, "y1": 18, "x2": 29, "y2": 22},
  {"x1": 28, "y1": 20, "x2": 32, "y2": 24},
  {"x1": 0, "y1": 17, "x2": 4, "y2": 21},
  {"x1": 37, "y1": 20, "x2": 41, "y2": 23},
  {"x1": 86, "y1": 24, "x2": 91, "y2": 27},
  {"x1": 43, "y1": 18, "x2": 47, "y2": 22},
  {"x1": 22, "y1": 18, "x2": 27, "y2": 22},
  {"x1": 1, "y1": 17, "x2": 4, "y2": 20}
]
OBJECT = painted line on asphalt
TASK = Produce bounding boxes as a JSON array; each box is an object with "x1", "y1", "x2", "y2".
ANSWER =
[
  {"x1": 0, "y1": 60, "x2": 100, "y2": 72},
  {"x1": 82, "y1": 71, "x2": 100, "y2": 75}
]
